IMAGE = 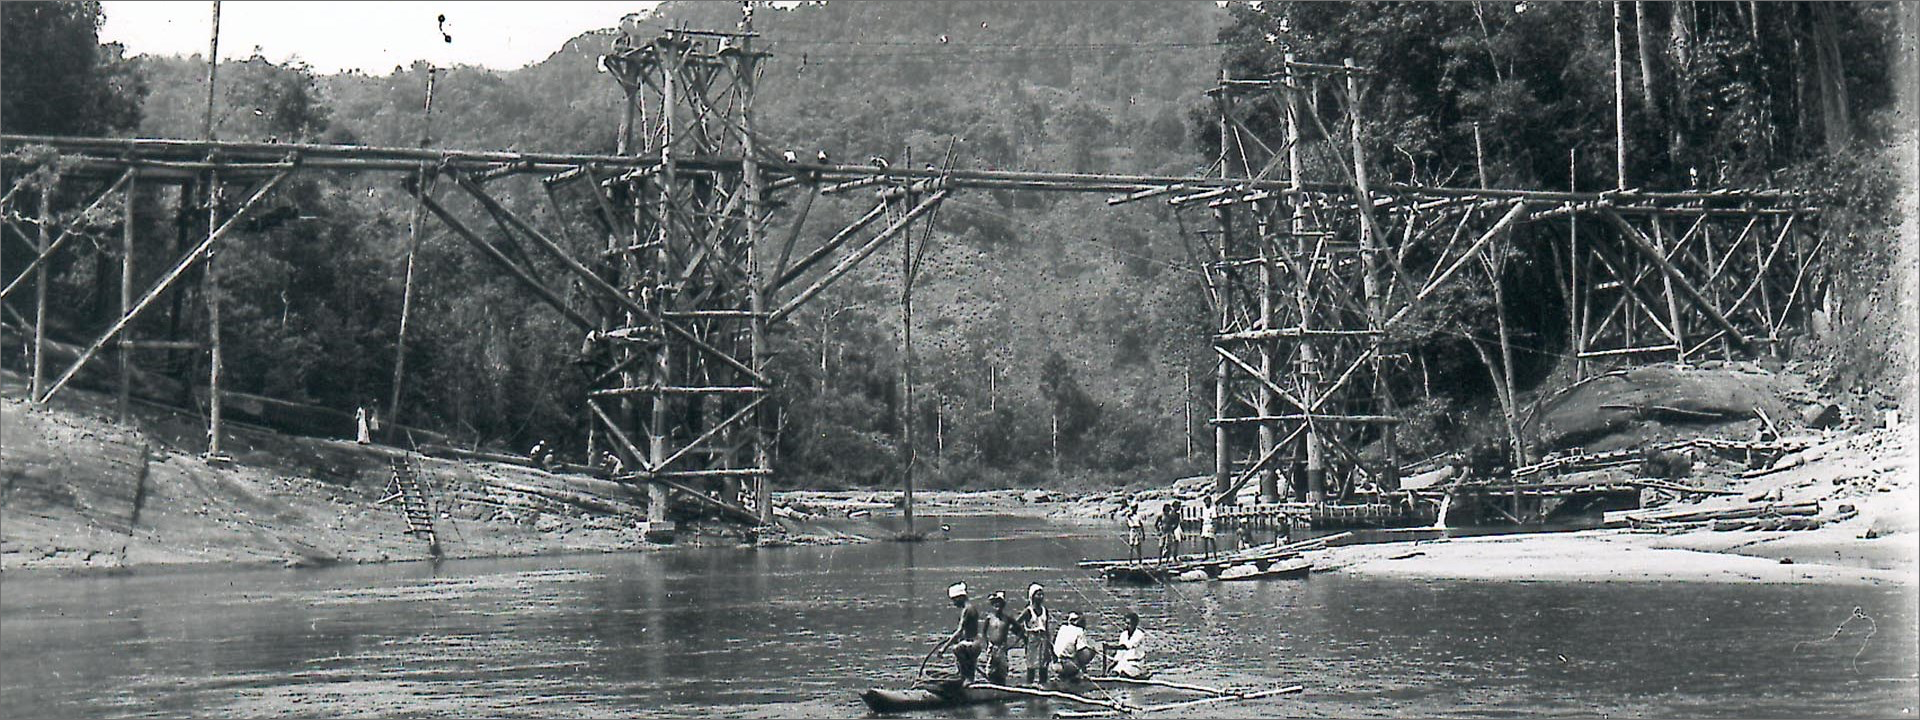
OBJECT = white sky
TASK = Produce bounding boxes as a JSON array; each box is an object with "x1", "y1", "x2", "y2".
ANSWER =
[{"x1": 100, "y1": 1, "x2": 662, "y2": 75}]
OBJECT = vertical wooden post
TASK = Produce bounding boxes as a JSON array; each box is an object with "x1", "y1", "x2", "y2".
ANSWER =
[
  {"x1": 1183, "y1": 366, "x2": 1194, "y2": 460},
  {"x1": 646, "y1": 45, "x2": 677, "y2": 538},
  {"x1": 118, "y1": 172, "x2": 136, "y2": 422},
  {"x1": 1212, "y1": 72, "x2": 1233, "y2": 503},
  {"x1": 900, "y1": 192, "x2": 919, "y2": 535},
  {"x1": 738, "y1": 12, "x2": 773, "y2": 524},
  {"x1": 205, "y1": 173, "x2": 224, "y2": 458},
  {"x1": 1655, "y1": 217, "x2": 1687, "y2": 362},
  {"x1": 1349, "y1": 58, "x2": 1397, "y2": 490},
  {"x1": 1569, "y1": 149, "x2": 1584, "y2": 379},
  {"x1": 1284, "y1": 53, "x2": 1323, "y2": 504},
  {"x1": 1473, "y1": 121, "x2": 1489, "y2": 189},
  {"x1": 30, "y1": 182, "x2": 52, "y2": 404},
  {"x1": 204, "y1": 1, "x2": 221, "y2": 142},
  {"x1": 1613, "y1": 0, "x2": 1629, "y2": 190},
  {"x1": 202, "y1": 0, "x2": 224, "y2": 457},
  {"x1": 388, "y1": 66, "x2": 437, "y2": 442}
]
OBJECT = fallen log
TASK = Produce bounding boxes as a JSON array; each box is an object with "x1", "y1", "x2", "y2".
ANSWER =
[{"x1": 1626, "y1": 478, "x2": 1742, "y2": 496}]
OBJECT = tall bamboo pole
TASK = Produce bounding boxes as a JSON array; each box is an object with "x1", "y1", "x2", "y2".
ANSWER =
[{"x1": 387, "y1": 66, "x2": 437, "y2": 443}]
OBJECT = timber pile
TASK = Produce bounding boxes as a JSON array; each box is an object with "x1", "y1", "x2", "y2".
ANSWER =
[{"x1": 1606, "y1": 499, "x2": 1847, "y2": 531}]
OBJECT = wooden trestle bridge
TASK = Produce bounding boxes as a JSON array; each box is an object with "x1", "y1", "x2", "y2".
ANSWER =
[{"x1": 1, "y1": 17, "x2": 1822, "y2": 537}]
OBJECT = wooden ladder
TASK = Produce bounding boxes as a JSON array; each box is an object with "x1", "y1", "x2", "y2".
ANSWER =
[{"x1": 383, "y1": 456, "x2": 437, "y2": 545}]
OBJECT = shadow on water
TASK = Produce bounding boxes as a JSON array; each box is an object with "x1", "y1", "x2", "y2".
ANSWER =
[{"x1": 1, "y1": 514, "x2": 1913, "y2": 718}]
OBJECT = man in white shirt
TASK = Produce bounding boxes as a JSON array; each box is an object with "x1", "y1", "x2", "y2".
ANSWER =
[
  {"x1": 1106, "y1": 611, "x2": 1149, "y2": 678},
  {"x1": 1050, "y1": 612, "x2": 1098, "y2": 682}
]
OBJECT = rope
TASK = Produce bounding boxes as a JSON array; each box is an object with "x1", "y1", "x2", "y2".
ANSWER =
[{"x1": 1792, "y1": 606, "x2": 1878, "y2": 674}]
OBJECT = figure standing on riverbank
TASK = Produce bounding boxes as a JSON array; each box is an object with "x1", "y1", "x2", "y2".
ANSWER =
[
  {"x1": 1200, "y1": 499, "x2": 1219, "y2": 558},
  {"x1": 946, "y1": 583, "x2": 982, "y2": 682},
  {"x1": 1017, "y1": 583, "x2": 1053, "y2": 685},
  {"x1": 1125, "y1": 502, "x2": 1146, "y2": 564}
]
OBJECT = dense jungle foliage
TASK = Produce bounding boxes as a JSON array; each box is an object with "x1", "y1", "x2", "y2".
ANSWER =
[{"x1": 3, "y1": 1, "x2": 1911, "y2": 491}]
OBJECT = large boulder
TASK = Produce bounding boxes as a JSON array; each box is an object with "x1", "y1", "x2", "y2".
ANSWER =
[{"x1": 1533, "y1": 364, "x2": 1801, "y2": 453}]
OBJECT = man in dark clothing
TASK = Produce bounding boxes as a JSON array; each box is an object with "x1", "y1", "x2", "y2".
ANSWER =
[
  {"x1": 982, "y1": 591, "x2": 1021, "y2": 685},
  {"x1": 947, "y1": 582, "x2": 982, "y2": 682}
]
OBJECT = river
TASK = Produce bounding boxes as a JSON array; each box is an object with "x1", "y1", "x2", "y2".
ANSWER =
[{"x1": 2, "y1": 515, "x2": 1913, "y2": 718}]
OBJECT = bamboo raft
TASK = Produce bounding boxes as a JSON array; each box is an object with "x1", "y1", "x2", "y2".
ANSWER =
[
  {"x1": 860, "y1": 675, "x2": 1304, "y2": 716},
  {"x1": 1079, "y1": 533, "x2": 1348, "y2": 584}
]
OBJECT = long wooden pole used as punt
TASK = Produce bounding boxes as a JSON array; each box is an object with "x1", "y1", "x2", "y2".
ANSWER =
[
  {"x1": 963, "y1": 683, "x2": 1135, "y2": 714},
  {"x1": 1053, "y1": 685, "x2": 1305, "y2": 718}
]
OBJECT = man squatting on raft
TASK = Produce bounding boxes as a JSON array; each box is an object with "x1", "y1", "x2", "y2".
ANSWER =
[{"x1": 1050, "y1": 611, "x2": 1099, "y2": 682}]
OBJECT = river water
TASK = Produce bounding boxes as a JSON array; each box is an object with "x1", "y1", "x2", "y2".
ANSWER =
[{"x1": 2, "y1": 516, "x2": 1914, "y2": 718}]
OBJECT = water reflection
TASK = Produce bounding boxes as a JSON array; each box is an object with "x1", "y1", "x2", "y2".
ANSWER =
[{"x1": 2, "y1": 515, "x2": 1912, "y2": 718}]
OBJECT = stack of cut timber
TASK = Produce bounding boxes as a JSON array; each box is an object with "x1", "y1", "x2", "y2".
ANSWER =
[{"x1": 1612, "y1": 500, "x2": 1822, "y2": 531}]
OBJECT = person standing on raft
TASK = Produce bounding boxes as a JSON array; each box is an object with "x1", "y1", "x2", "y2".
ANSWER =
[
  {"x1": 1200, "y1": 498, "x2": 1220, "y2": 558},
  {"x1": 1016, "y1": 583, "x2": 1053, "y2": 685},
  {"x1": 946, "y1": 583, "x2": 982, "y2": 683},
  {"x1": 981, "y1": 591, "x2": 1019, "y2": 685},
  {"x1": 1125, "y1": 501, "x2": 1146, "y2": 564}
]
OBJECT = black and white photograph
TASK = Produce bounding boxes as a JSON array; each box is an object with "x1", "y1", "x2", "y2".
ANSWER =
[{"x1": 2, "y1": 1, "x2": 1916, "y2": 717}]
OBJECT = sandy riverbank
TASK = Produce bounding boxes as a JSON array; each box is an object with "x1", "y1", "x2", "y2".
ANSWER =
[
  {"x1": 1, "y1": 374, "x2": 874, "y2": 575},
  {"x1": 1305, "y1": 424, "x2": 1918, "y2": 585}
]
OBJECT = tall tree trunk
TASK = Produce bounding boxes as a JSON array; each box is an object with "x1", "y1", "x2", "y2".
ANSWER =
[
  {"x1": 1635, "y1": 1, "x2": 1659, "y2": 111},
  {"x1": 1806, "y1": 1, "x2": 1853, "y2": 149},
  {"x1": 1668, "y1": 0, "x2": 1694, "y2": 180}
]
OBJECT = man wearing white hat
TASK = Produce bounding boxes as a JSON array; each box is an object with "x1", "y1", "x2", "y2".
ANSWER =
[
  {"x1": 946, "y1": 582, "x2": 982, "y2": 682},
  {"x1": 1016, "y1": 583, "x2": 1053, "y2": 684},
  {"x1": 1051, "y1": 611, "x2": 1098, "y2": 682}
]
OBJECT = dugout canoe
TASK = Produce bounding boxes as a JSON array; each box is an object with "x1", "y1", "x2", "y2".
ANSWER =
[{"x1": 859, "y1": 681, "x2": 1030, "y2": 713}]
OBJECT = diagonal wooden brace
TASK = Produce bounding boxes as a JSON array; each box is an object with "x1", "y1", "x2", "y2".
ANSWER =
[
  {"x1": 1599, "y1": 209, "x2": 1749, "y2": 350},
  {"x1": 37, "y1": 169, "x2": 291, "y2": 403}
]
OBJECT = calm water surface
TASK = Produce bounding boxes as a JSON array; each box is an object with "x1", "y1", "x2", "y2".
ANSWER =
[{"x1": 2, "y1": 516, "x2": 1914, "y2": 718}]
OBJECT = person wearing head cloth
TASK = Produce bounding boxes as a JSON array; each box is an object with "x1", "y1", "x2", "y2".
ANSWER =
[
  {"x1": 946, "y1": 582, "x2": 982, "y2": 682},
  {"x1": 981, "y1": 591, "x2": 1020, "y2": 685},
  {"x1": 1105, "y1": 610, "x2": 1150, "y2": 678},
  {"x1": 1050, "y1": 611, "x2": 1098, "y2": 682},
  {"x1": 1016, "y1": 583, "x2": 1053, "y2": 685}
]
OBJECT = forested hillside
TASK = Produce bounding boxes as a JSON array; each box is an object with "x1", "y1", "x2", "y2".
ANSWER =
[{"x1": 4, "y1": 1, "x2": 1910, "y2": 492}]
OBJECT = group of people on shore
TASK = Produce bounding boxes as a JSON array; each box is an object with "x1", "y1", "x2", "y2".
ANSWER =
[
  {"x1": 942, "y1": 582, "x2": 1149, "y2": 687},
  {"x1": 1123, "y1": 497, "x2": 1225, "y2": 564}
]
